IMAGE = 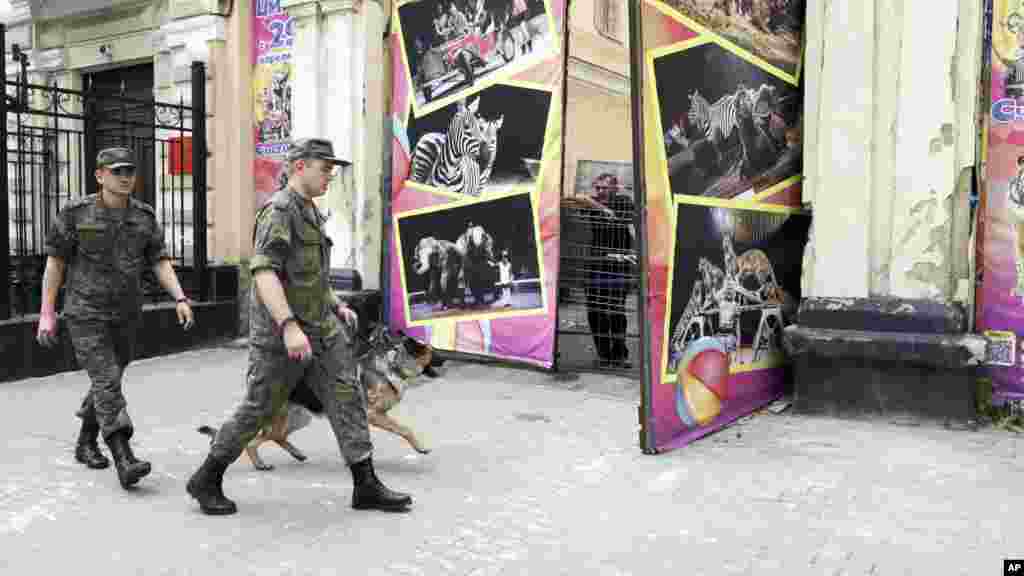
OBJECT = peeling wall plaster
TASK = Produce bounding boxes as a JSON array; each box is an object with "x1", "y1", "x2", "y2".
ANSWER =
[{"x1": 803, "y1": 0, "x2": 981, "y2": 303}]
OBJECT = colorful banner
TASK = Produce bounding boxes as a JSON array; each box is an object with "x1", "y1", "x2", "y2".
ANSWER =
[
  {"x1": 637, "y1": 0, "x2": 809, "y2": 452},
  {"x1": 252, "y1": 0, "x2": 295, "y2": 211},
  {"x1": 388, "y1": 0, "x2": 567, "y2": 367},
  {"x1": 978, "y1": 0, "x2": 1024, "y2": 403}
]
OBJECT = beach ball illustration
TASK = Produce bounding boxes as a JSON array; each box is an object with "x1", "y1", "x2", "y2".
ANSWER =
[{"x1": 675, "y1": 337, "x2": 730, "y2": 428}]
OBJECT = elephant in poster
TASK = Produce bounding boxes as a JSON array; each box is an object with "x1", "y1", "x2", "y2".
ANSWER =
[
  {"x1": 413, "y1": 237, "x2": 463, "y2": 309},
  {"x1": 456, "y1": 224, "x2": 497, "y2": 306}
]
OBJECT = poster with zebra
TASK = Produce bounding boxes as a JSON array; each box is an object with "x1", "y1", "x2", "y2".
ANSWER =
[
  {"x1": 394, "y1": 191, "x2": 546, "y2": 325},
  {"x1": 405, "y1": 82, "x2": 552, "y2": 198},
  {"x1": 650, "y1": 36, "x2": 803, "y2": 200},
  {"x1": 636, "y1": 0, "x2": 805, "y2": 453},
  {"x1": 652, "y1": 0, "x2": 805, "y2": 83},
  {"x1": 659, "y1": 197, "x2": 809, "y2": 440},
  {"x1": 388, "y1": 0, "x2": 565, "y2": 369},
  {"x1": 395, "y1": 0, "x2": 558, "y2": 118}
]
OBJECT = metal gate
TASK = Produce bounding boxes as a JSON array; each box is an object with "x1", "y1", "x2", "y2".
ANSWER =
[
  {"x1": 0, "y1": 24, "x2": 208, "y2": 320},
  {"x1": 555, "y1": 162, "x2": 641, "y2": 374}
]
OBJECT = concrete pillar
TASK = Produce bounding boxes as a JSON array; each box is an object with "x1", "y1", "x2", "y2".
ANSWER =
[
  {"x1": 288, "y1": 0, "x2": 385, "y2": 289},
  {"x1": 803, "y1": 0, "x2": 981, "y2": 304},
  {"x1": 802, "y1": 0, "x2": 874, "y2": 299}
]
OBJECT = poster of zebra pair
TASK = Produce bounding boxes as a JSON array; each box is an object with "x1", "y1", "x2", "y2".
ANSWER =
[
  {"x1": 650, "y1": 35, "x2": 802, "y2": 201},
  {"x1": 636, "y1": 0, "x2": 806, "y2": 453},
  {"x1": 388, "y1": 0, "x2": 566, "y2": 368}
]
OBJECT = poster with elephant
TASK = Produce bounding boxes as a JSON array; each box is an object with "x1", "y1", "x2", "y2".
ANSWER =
[
  {"x1": 636, "y1": 0, "x2": 806, "y2": 453},
  {"x1": 388, "y1": 0, "x2": 566, "y2": 368},
  {"x1": 395, "y1": 191, "x2": 546, "y2": 325}
]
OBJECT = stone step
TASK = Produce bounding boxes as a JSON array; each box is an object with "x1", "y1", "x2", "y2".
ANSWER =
[
  {"x1": 796, "y1": 296, "x2": 966, "y2": 334},
  {"x1": 783, "y1": 296, "x2": 986, "y2": 426}
]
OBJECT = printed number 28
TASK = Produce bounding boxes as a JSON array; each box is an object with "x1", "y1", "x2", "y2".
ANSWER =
[{"x1": 268, "y1": 18, "x2": 294, "y2": 49}]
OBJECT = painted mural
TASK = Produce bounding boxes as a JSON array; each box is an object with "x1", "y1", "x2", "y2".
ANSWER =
[
  {"x1": 252, "y1": 0, "x2": 295, "y2": 210},
  {"x1": 389, "y1": 0, "x2": 567, "y2": 368},
  {"x1": 979, "y1": 0, "x2": 1024, "y2": 403},
  {"x1": 638, "y1": 0, "x2": 807, "y2": 453}
]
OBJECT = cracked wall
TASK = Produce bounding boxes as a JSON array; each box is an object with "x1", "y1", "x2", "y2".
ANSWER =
[{"x1": 802, "y1": 0, "x2": 981, "y2": 303}]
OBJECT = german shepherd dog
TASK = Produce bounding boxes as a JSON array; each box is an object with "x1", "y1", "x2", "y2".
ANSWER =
[{"x1": 199, "y1": 325, "x2": 440, "y2": 471}]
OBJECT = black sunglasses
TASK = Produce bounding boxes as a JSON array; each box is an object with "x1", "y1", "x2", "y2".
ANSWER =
[{"x1": 110, "y1": 166, "x2": 137, "y2": 177}]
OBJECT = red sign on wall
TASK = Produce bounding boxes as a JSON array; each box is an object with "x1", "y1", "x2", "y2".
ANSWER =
[{"x1": 168, "y1": 136, "x2": 192, "y2": 175}]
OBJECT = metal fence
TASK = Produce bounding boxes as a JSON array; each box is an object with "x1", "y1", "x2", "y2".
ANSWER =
[
  {"x1": 556, "y1": 183, "x2": 641, "y2": 374},
  {"x1": 0, "y1": 24, "x2": 208, "y2": 319}
]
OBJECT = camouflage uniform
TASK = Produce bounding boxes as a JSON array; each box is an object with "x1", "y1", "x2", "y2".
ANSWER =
[
  {"x1": 45, "y1": 190, "x2": 170, "y2": 440},
  {"x1": 189, "y1": 137, "x2": 409, "y2": 516},
  {"x1": 208, "y1": 185, "x2": 372, "y2": 466}
]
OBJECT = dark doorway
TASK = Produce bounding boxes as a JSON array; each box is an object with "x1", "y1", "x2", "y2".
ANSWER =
[{"x1": 84, "y1": 63, "x2": 156, "y2": 206}]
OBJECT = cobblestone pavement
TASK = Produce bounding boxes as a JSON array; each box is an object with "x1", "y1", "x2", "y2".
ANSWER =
[{"x1": 1, "y1": 344, "x2": 1021, "y2": 575}]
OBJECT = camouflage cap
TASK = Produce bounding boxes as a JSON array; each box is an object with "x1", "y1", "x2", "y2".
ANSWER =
[
  {"x1": 286, "y1": 137, "x2": 350, "y2": 166},
  {"x1": 96, "y1": 147, "x2": 136, "y2": 169}
]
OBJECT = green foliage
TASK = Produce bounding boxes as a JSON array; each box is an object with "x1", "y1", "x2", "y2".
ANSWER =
[{"x1": 977, "y1": 378, "x2": 1024, "y2": 433}]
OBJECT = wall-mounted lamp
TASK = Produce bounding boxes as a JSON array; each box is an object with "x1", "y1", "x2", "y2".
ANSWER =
[{"x1": 98, "y1": 43, "x2": 113, "y2": 61}]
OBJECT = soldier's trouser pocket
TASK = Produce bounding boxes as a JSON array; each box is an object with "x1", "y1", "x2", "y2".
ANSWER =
[
  {"x1": 306, "y1": 336, "x2": 372, "y2": 465},
  {"x1": 68, "y1": 320, "x2": 133, "y2": 440},
  {"x1": 209, "y1": 347, "x2": 303, "y2": 464}
]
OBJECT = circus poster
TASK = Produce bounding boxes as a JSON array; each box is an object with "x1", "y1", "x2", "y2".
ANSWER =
[
  {"x1": 252, "y1": 0, "x2": 295, "y2": 211},
  {"x1": 387, "y1": 0, "x2": 567, "y2": 368},
  {"x1": 636, "y1": 0, "x2": 807, "y2": 452},
  {"x1": 978, "y1": 0, "x2": 1024, "y2": 404}
]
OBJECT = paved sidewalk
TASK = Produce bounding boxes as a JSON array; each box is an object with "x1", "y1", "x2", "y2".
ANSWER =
[{"x1": 1, "y1": 345, "x2": 1021, "y2": 575}]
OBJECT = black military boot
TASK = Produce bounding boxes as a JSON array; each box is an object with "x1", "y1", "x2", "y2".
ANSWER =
[
  {"x1": 350, "y1": 457, "x2": 413, "y2": 511},
  {"x1": 187, "y1": 455, "x2": 237, "y2": 515},
  {"x1": 104, "y1": 429, "x2": 151, "y2": 489},
  {"x1": 74, "y1": 415, "x2": 110, "y2": 470}
]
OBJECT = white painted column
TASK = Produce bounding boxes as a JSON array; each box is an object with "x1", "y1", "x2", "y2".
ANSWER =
[
  {"x1": 289, "y1": 3, "x2": 323, "y2": 143},
  {"x1": 322, "y1": 2, "x2": 360, "y2": 274},
  {"x1": 358, "y1": 0, "x2": 386, "y2": 290},
  {"x1": 885, "y1": 0, "x2": 959, "y2": 300},
  {"x1": 803, "y1": 0, "x2": 981, "y2": 302},
  {"x1": 802, "y1": 0, "x2": 874, "y2": 298},
  {"x1": 286, "y1": 0, "x2": 387, "y2": 288}
]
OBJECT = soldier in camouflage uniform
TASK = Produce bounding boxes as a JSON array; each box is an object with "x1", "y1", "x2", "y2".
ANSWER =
[
  {"x1": 186, "y1": 138, "x2": 413, "y2": 516},
  {"x1": 36, "y1": 147, "x2": 195, "y2": 490}
]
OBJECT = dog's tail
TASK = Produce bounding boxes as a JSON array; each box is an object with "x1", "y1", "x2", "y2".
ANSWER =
[{"x1": 197, "y1": 425, "x2": 218, "y2": 445}]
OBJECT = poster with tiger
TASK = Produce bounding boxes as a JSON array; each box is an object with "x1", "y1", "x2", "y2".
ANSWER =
[
  {"x1": 387, "y1": 0, "x2": 567, "y2": 368},
  {"x1": 636, "y1": 0, "x2": 806, "y2": 453}
]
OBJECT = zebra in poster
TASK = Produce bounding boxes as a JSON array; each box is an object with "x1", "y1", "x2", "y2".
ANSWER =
[{"x1": 409, "y1": 96, "x2": 503, "y2": 197}]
